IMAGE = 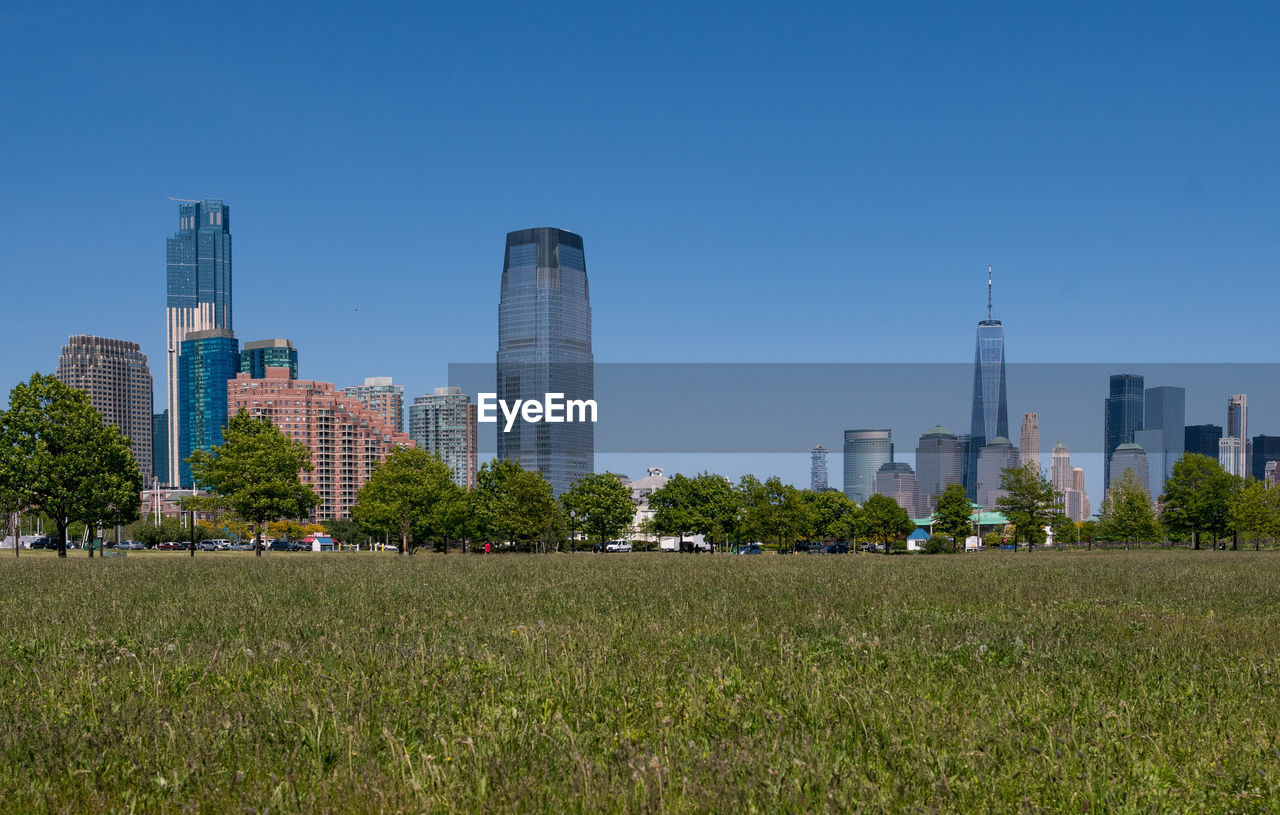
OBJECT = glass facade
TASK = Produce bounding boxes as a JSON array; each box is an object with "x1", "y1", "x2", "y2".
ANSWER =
[
  {"x1": 177, "y1": 329, "x2": 239, "y2": 487},
  {"x1": 1135, "y1": 385, "x2": 1184, "y2": 498},
  {"x1": 915, "y1": 426, "x2": 962, "y2": 514},
  {"x1": 409, "y1": 387, "x2": 479, "y2": 489},
  {"x1": 1103, "y1": 374, "x2": 1144, "y2": 491},
  {"x1": 966, "y1": 320, "x2": 1008, "y2": 499},
  {"x1": 240, "y1": 338, "x2": 298, "y2": 379},
  {"x1": 1184, "y1": 424, "x2": 1223, "y2": 460},
  {"x1": 496, "y1": 228, "x2": 594, "y2": 495},
  {"x1": 152, "y1": 410, "x2": 169, "y2": 487},
  {"x1": 843, "y1": 429, "x2": 892, "y2": 503}
]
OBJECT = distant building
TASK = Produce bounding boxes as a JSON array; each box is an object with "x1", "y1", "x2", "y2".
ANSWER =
[
  {"x1": 810, "y1": 445, "x2": 828, "y2": 492},
  {"x1": 966, "y1": 269, "x2": 1008, "y2": 500},
  {"x1": 976, "y1": 437, "x2": 1019, "y2": 509},
  {"x1": 408, "y1": 387, "x2": 478, "y2": 489},
  {"x1": 1050, "y1": 439, "x2": 1072, "y2": 493},
  {"x1": 342, "y1": 377, "x2": 405, "y2": 434},
  {"x1": 629, "y1": 467, "x2": 670, "y2": 538},
  {"x1": 228, "y1": 368, "x2": 412, "y2": 521},
  {"x1": 1108, "y1": 443, "x2": 1150, "y2": 497},
  {"x1": 1185, "y1": 424, "x2": 1223, "y2": 460},
  {"x1": 1252, "y1": 435, "x2": 1280, "y2": 482},
  {"x1": 177, "y1": 328, "x2": 239, "y2": 487},
  {"x1": 152, "y1": 411, "x2": 169, "y2": 487},
  {"x1": 1219, "y1": 437, "x2": 1246, "y2": 478},
  {"x1": 240, "y1": 338, "x2": 298, "y2": 379},
  {"x1": 1020, "y1": 412, "x2": 1039, "y2": 471},
  {"x1": 843, "y1": 429, "x2": 892, "y2": 503},
  {"x1": 874, "y1": 462, "x2": 920, "y2": 517},
  {"x1": 1133, "y1": 385, "x2": 1184, "y2": 499},
  {"x1": 1064, "y1": 466, "x2": 1090, "y2": 521},
  {"x1": 55, "y1": 335, "x2": 154, "y2": 483},
  {"x1": 1219, "y1": 394, "x2": 1248, "y2": 477},
  {"x1": 1104, "y1": 374, "x2": 1144, "y2": 491},
  {"x1": 915, "y1": 426, "x2": 963, "y2": 514}
]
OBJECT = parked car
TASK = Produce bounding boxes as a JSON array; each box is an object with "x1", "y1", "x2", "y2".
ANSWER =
[
  {"x1": 117, "y1": 540, "x2": 145, "y2": 550},
  {"x1": 197, "y1": 540, "x2": 219, "y2": 551},
  {"x1": 737, "y1": 545, "x2": 764, "y2": 555},
  {"x1": 289, "y1": 540, "x2": 310, "y2": 552},
  {"x1": 820, "y1": 542, "x2": 849, "y2": 554},
  {"x1": 604, "y1": 540, "x2": 632, "y2": 553},
  {"x1": 268, "y1": 540, "x2": 292, "y2": 552},
  {"x1": 26, "y1": 537, "x2": 51, "y2": 549},
  {"x1": 158, "y1": 541, "x2": 188, "y2": 550},
  {"x1": 229, "y1": 542, "x2": 254, "y2": 551}
]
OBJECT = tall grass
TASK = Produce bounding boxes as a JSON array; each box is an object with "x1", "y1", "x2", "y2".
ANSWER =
[{"x1": 2, "y1": 550, "x2": 1278, "y2": 812}]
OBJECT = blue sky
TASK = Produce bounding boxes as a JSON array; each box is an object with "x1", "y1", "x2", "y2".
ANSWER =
[{"x1": 2, "y1": 1, "x2": 1277, "y2": 498}]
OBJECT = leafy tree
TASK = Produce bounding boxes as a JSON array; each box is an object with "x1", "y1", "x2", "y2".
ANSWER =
[
  {"x1": 471, "y1": 458, "x2": 526, "y2": 545},
  {"x1": 1048, "y1": 512, "x2": 1077, "y2": 546},
  {"x1": 687, "y1": 473, "x2": 740, "y2": 550},
  {"x1": 505, "y1": 468, "x2": 560, "y2": 552},
  {"x1": 650, "y1": 473, "x2": 699, "y2": 547},
  {"x1": 1099, "y1": 468, "x2": 1160, "y2": 544},
  {"x1": 860, "y1": 494, "x2": 913, "y2": 553},
  {"x1": 733, "y1": 474, "x2": 769, "y2": 546},
  {"x1": 995, "y1": 464, "x2": 1058, "y2": 551},
  {"x1": 933, "y1": 483, "x2": 973, "y2": 553},
  {"x1": 187, "y1": 408, "x2": 319, "y2": 556},
  {"x1": 1229, "y1": 479, "x2": 1280, "y2": 551},
  {"x1": 807, "y1": 489, "x2": 860, "y2": 543},
  {"x1": 562, "y1": 472, "x2": 636, "y2": 550},
  {"x1": 0, "y1": 373, "x2": 141, "y2": 558},
  {"x1": 350, "y1": 448, "x2": 457, "y2": 554},
  {"x1": 1078, "y1": 519, "x2": 1101, "y2": 547},
  {"x1": 1160, "y1": 454, "x2": 1237, "y2": 549},
  {"x1": 323, "y1": 517, "x2": 364, "y2": 546},
  {"x1": 762, "y1": 477, "x2": 811, "y2": 552}
]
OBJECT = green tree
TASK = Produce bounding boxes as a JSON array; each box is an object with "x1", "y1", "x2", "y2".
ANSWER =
[
  {"x1": 1229, "y1": 479, "x2": 1280, "y2": 551},
  {"x1": 0, "y1": 373, "x2": 142, "y2": 558},
  {"x1": 1078, "y1": 519, "x2": 1100, "y2": 546},
  {"x1": 186, "y1": 408, "x2": 319, "y2": 556},
  {"x1": 323, "y1": 517, "x2": 364, "y2": 547},
  {"x1": 933, "y1": 483, "x2": 974, "y2": 553},
  {"x1": 860, "y1": 494, "x2": 913, "y2": 553},
  {"x1": 995, "y1": 464, "x2": 1058, "y2": 551},
  {"x1": 1099, "y1": 468, "x2": 1160, "y2": 544},
  {"x1": 350, "y1": 448, "x2": 457, "y2": 554},
  {"x1": 650, "y1": 473, "x2": 699, "y2": 548},
  {"x1": 1048, "y1": 512, "x2": 1077, "y2": 547},
  {"x1": 561, "y1": 472, "x2": 636, "y2": 550},
  {"x1": 471, "y1": 458, "x2": 525, "y2": 545},
  {"x1": 807, "y1": 489, "x2": 860, "y2": 544},
  {"x1": 687, "y1": 473, "x2": 741, "y2": 551},
  {"x1": 1160, "y1": 454, "x2": 1237, "y2": 549},
  {"x1": 505, "y1": 468, "x2": 560, "y2": 552}
]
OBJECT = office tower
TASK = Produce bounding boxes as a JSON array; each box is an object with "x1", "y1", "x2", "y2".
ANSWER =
[
  {"x1": 1104, "y1": 374, "x2": 1144, "y2": 491},
  {"x1": 810, "y1": 445, "x2": 828, "y2": 492},
  {"x1": 966, "y1": 267, "x2": 1008, "y2": 500},
  {"x1": 843, "y1": 429, "x2": 893, "y2": 503},
  {"x1": 1185, "y1": 424, "x2": 1223, "y2": 460},
  {"x1": 1252, "y1": 435, "x2": 1280, "y2": 482},
  {"x1": 152, "y1": 411, "x2": 169, "y2": 487},
  {"x1": 1071, "y1": 467, "x2": 1086, "y2": 494},
  {"x1": 166, "y1": 199, "x2": 232, "y2": 483},
  {"x1": 874, "y1": 462, "x2": 920, "y2": 517},
  {"x1": 496, "y1": 227, "x2": 594, "y2": 495},
  {"x1": 409, "y1": 387, "x2": 479, "y2": 489},
  {"x1": 342, "y1": 377, "x2": 405, "y2": 433},
  {"x1": 1050, "y1": 439, "x2": 1072, "y2": 492},
  {"x1": 55, "y1": 335, "x2": 154, "y2": 481},
  {"x1": 1108, "y1": 443, "x2": 1150, "y2": 497},
  {"x1": 976, "y1": 437, "x2": 1019, "y2": 509},
  {"x1": 1064, "y1": 466, "x2": 1091, "y2": 521},
  {"x1": 915, "y1": 426, "x2": 963, "y2": 514},
  {"x1": 229, "y1": 368, "x2": 413, "y2": 520},
  {"x1": 959, "y1": 433, "x2": 977, "y2": 503},
  {"x1": 240, "y1": 338, "x2": 298, "y2": 379},
  {"x1": 177, "y1": 329, "x2": 239, "y2": 487},
  {"x1": 1219, "y1": 394, "x2": 1248, "y2": 477},
  {"x1": 1020, "y1": 412, "x2": 1039, "y2": 471},
  {"x1": 1133, "y1": 385, "x2": 1185, "y2": 499}
]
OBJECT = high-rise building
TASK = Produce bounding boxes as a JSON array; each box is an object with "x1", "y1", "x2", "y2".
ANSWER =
[
  {"x1": 1065, "y1": 466, "x2": 1091, "y2": 521},
  {"x1": 1252, "y1": 435, "x2": 1280, "y2": 482},
  {"x1": 409, "y1": 387, "x2": 479, "y2": 489},
  {"x1": 1104, "y1": 374, "x2": 1144, "y2": 491},
  {"x1": 1020, "y1": 412, "x2": 1039, "y2": 472},
  {"x1": 915, "y1": 426, "x2": 963, "y2": 514},
  {"x1": 55, "y1": 335, "x2": 154, "y2": 482},
  {"x1": 152, "y1": 411, "x2": 169, "y2": 487},
  {"x1": 166, "y1": 199, "x2": 232, "y2": 484},
  {"x1": 177, "y1": 329, "x2": 239, "y2": 487},
  {"x1": 966, "y1": 268, "x2": 1008, "y2": 500},
  {"x1": 496, "y1": 227, "x2": 594, "y2": 495},
  {"x1": 240, "y1": 338, "x2": 298, "y2": 379},
  {"x1": 1185, "y1": 424, "x2": 1223, "y2": 460},
  {"x1": 843, "y1": 429, "x2": 893, "y2": 503},
  {"x1": 1050, "y1": 438, "x2": 1072, "y2": 492},
  {"x1": 976, "y1": 437, "x2": 1019, "y2": 509},
  {"x1": 1133, "y1": 385, "x2": 1185, "y2": 499},
  {"x1": 874, "y1": 462, "x2": 920, "y2": 517},
  {"x1": 342, "y1": 377, "x2": 405, "y2": 433},
  {"x1": 228, "y1": 368, "x2": 413, "y2": 520},
  {"x1": 1219, "y1": 394, "x2": 1248, "y2": 477},
  {"x1": 810, "y1": 445, "x2": 828, "y2": 492},
  {"x1": 1108, "y1": 443, "x2": 1150, "y2": 497}
]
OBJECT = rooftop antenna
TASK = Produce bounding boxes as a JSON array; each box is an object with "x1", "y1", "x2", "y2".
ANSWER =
[
  {"x1": 987, "y1": 265, "x2": 993, "y2": 321},
  {"x1": 166, "y1": 196, "x2": 201, "y2": 203}
]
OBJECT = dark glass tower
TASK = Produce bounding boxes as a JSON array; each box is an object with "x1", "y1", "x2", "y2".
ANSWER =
[
  {"x1": 1184, "y1": 424, "x2": 1223, "y2": 460},
  {"x1": 1104, "y1": 374, "x2": 1144, "y2": 491},
  {"x1": 965, "y1": 269, "x2": 1008, "y2": 500},
  {"x1": 240, "y1": 338, "x2": 298, "y2": 379},
  {"x1": 166, "y1": 199, "x2": 232, "y2": 483},
  {"x1": 177, "y1": 329, "x2": 239, "y2": 487},
  {"x1": 496, "y1": 228, "x2": 594, "y2": 495}
]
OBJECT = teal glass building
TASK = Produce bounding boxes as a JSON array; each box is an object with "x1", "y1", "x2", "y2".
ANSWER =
[
  {"x1": 240, "y1": 338, "x2": 298, "y2": 379},
  {"x1": 178, "y1": 329, "x2": 239, "y2": 487}
]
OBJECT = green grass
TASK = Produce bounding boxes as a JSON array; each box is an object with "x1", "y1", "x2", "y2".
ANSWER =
[{"x1": 2, "y1": 550, "x2": 1279, "y2": 813}]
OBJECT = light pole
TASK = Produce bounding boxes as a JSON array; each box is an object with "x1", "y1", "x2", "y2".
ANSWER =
[{"x1": 569, "y1": 510, "x2": 576, "y2": 553}]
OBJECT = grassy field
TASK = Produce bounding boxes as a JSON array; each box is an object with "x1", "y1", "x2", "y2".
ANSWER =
[{"x1": 2, "y1": 550, "x2": 1279, "y2": 813}]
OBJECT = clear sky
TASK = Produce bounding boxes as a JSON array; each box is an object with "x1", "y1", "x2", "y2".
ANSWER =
[{"x1": 2, "y1": 1, "x2": 1277, "y2": 501}]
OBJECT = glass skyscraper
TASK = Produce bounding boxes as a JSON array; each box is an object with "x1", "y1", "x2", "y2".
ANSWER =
[
  {"x1": 1104, "y1": 374, "x2": 1144, "y2": 491},
  {"x1": 843, "y1": 429, "x2": 893, "y2": 504},
  {"x1": 409, "y1": 387, "x2": 479, "y2": 489},
  {"x1": 166, "y1": 199, "x2": 232, "y2": 483},
  {"x1": 965, "y1": 272, "x2": 1008, "y2": 500},
  {"x1": 496, "y1": 228, "x2": 594, "y2": 495},
  {"x1": 240, "y1": 338, "x2": 298, "y2": 379},
  {"x1": 177, "y1": 329, "x2": 239, "y2": 487}
]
